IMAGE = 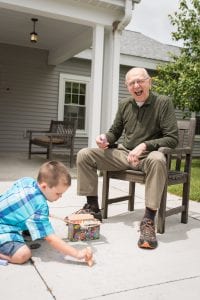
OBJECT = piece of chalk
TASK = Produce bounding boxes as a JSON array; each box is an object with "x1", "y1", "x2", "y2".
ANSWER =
[
  {"x1": 0, "y1": 259, "x2": 8, "y2": 266},
  {"x1": 87, "y1": 258, "x2": 94, "y2": 267},
  {"x1": 65, "y1": 256, "x2": 85, "y2": 263}
]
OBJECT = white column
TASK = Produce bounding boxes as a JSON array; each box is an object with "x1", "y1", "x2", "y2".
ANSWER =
[
  {"x1": 88, "y1": 24, "x2": 104, "y2": 148},
  {"x1": 101, "y1": 28, "x2": 121, "y2": 133}
]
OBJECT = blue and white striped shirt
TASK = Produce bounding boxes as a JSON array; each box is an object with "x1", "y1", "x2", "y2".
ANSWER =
[{"x1": 0, "y1": 177, "x2": 54, "y2": 245}]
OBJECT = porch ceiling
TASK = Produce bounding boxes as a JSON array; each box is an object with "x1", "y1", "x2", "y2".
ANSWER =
[
  {"x1": 0, "y1": 0, "x2": 131, "y2": 65},
  {"x1": 0, "y1": 7, "x2": 90, "y2": 51}
]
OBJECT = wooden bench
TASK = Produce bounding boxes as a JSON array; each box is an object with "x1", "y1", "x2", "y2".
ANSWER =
[
  {"x1": 101, "y1": 118, "x2": 196, "y2": 233},
  {"x1": 28, "y1": 120, "x2": 77, "y2": 168}
]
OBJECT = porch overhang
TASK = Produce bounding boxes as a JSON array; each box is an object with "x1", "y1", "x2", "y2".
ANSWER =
[
  {"x1": 0, "y1": 0, "x2": 140, "y2": 65},
  {"x1": 0, "y1": 0, "x2": 141, "y2": 148}
]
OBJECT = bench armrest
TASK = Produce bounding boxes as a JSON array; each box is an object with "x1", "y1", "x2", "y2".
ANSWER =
[
  {"x1": 158, "y1": 147, "x2": 192, "y2": 155},
  {"x1": 28, "y1": 130, "x2": 50, "y2": 139},
  {"x1": 28, "y1": 130, "x2": 50, "y2": 134}
]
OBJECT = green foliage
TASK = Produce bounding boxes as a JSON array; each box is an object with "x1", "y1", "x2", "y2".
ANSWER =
[
  {"x1": 168, "y1": 159, "x2": 200, "y2": 201},
  {"x1": 153, "y1": 0, "x2": 200, "y2": 112}
]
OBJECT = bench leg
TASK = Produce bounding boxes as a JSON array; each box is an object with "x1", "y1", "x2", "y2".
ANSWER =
[
  {"x1": 128, "y1": 182, "x2": 135, "y2": 211},
  {"x1": 70, "y1": 146, "x2": 74, "y2": 168},
  {"x1": 181, "y1": 181, "x2": 190, "y2": 224},
  {"x1": 157, "y1": 185, "x2": 167, "y2": 234},
  {"x1": 28, "y1": 140, "x2": 32, "y2": 159},
  {"x1": 101, "y1": 171, "x2": 110, "y2": 219},
  {"x1": 47, "y1": 143, "x2": 53, "y2": 160}
]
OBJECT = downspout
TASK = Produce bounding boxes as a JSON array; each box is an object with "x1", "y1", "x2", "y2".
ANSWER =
[{"x1": 113, "y1": 0, "x2": 141, "y2": 33}]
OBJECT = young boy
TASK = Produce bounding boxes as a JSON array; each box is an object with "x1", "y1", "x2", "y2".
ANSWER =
[{"x1": 0, "y1": 161, "x2": 93, "y2": 265}]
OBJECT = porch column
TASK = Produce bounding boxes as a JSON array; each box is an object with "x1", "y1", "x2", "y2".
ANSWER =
[
  {"x1": 101, "y1": 28, "x2": 121, "y2": 133},
  {"x1": 88, "y1": 24, "x2": 104, "y2": 147}
]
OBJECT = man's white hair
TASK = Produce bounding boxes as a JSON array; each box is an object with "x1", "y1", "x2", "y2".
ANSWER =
[{"x1": 125, "y1": 67, "x2": 150, "y2": 82}]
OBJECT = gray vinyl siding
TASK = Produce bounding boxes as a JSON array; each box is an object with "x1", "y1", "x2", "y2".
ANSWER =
[
  {"x1": 119, "y1": 66, "x2": 130, "y2": 100},
  {"x1": 0, "y1": 44, "x2": 57, "y2": 152},
  {"x1": 0, "y1": 44, "x2": 89, "y2": 154},
  {"x1": 0, "y1": 43, "x2": 199, "y2": 157}
]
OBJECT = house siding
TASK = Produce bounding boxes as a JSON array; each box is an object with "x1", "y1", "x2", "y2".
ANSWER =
[
  {"x1": 0, "y1": 43, "x2": 199, "y2": 157},
  {"x1": 0, "y1": 44, "x2": 89, "y2": 154}
]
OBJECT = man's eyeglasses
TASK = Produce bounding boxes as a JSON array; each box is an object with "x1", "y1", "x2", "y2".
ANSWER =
[{"x1": 126, "y1": 77, "x2": 149, "y2": 87}]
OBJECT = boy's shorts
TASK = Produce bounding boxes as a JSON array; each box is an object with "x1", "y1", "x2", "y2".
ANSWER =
[{"x1": 0, "y1": 241, "x2": 25, "y2": 256}]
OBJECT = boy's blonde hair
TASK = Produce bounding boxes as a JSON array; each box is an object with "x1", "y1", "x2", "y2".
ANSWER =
[{"x1": 37, "y1": 161, "x2": 71, "y2": 188}]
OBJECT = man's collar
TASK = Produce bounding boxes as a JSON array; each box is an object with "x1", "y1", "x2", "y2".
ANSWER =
[{"x1": 130, "y1": 91, "x2": 153, "y2": 106}]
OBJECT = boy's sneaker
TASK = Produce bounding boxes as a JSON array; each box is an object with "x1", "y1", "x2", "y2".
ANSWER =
[
  {"x1": 22, "y1": 230, "x2": 31, "y2": 242},
  {"x1": 138, "y1": 218, "x2": 158, "y2": 249}
]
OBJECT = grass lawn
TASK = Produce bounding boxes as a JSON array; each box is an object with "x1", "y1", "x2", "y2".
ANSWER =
[{"x1": 168, "y1": 159, "x2": 200, "y2": 202}]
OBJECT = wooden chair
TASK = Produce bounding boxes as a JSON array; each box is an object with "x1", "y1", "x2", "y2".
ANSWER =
[
  {"x1": 101, "y1": 118, "x2": 196, "y2": 233},
  {"x1": 28, "y1": 120, "x2": 77, "y2": 168}
]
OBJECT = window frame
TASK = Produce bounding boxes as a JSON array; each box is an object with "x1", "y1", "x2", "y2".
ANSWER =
[{"x1": 58, "y1": 73, "x2": 90, "y2": 137}]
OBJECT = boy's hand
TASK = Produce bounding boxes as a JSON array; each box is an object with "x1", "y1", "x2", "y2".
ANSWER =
[
  {"x1": 77, "y1": 247, "x2": 94, "y2": 267},
  {"x1": 45, "y1": 234, "x2": 94, "y2": 266}
]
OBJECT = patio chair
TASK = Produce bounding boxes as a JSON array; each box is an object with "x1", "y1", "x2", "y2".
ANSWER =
[
  {"x1": 101, "y1": 118, "x2": 196, "y2": 233},
  {"x1": 28, "y1": 120, "x2": 77, "y2": 168}
]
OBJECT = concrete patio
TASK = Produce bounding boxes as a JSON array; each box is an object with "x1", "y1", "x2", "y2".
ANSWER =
[{"x1": 0, "y1": 153, "x2": 200, "y2": 300}]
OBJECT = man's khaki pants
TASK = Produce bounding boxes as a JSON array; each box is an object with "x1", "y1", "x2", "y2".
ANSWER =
[{"x1": 77, "y1": 145, "x2": 167, "y2": 210}]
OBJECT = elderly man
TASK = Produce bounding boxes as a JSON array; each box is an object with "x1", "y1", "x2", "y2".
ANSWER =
[{"x1": 76, "y1": 67, "x2": 178, "y2": 249}]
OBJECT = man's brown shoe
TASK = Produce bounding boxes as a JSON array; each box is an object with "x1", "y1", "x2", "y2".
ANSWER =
[{"x1": 138, "y1": 218, "x2": 158, "y2": 249}]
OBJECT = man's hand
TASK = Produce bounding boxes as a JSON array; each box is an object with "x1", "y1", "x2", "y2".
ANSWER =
[
  {"x1": 127, "y1": 143, "x2": 146, "y2": 166},
  {"x1": 96, "y1": 134, "x2": 109, "y2": 149}
]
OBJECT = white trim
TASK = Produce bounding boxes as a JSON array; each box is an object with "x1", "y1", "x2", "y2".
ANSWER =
[
  {"x1": 101, "y1": 29, "x2": 121, "y2": 133},
  {"x1": 58, "y1": 73, "x2": 90, "y2": 137},
  {"x1": 88, "y1": 24, "x2": 104, "y2": 147}
]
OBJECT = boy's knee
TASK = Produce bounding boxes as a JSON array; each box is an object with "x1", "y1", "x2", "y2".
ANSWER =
[{"x1": 11, "y1": 246, "x2": 32, "y2": 264}]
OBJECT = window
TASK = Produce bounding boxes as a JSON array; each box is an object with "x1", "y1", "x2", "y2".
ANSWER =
[
  {"x1": 64, "y1": 82, "x2": 86, "y2": 130},
  {"x1": 58, "y1": 74, "x2": 90, "y2": 135}
]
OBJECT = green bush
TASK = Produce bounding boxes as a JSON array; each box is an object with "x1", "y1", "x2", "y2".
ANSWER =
[{"x1": 168, "y1": 159, "x2": 200, "y2": 201}]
